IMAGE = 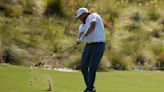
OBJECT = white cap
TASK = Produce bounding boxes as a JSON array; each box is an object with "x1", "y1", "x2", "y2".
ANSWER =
[{"x1": 76, "y1": 7, "x2": 88, "y2": 18}]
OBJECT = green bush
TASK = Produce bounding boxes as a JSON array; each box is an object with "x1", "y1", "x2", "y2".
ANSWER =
[
  {"x1": 151, "y1": 41, "x2": 164, "y2": 56},
  {"x1": 134, "y1": 49, "x2": 157, "y2": 70},
  {"x1": 125, "y1": 23, "x2": 141, "y2": 32},
  {"x1": 130, "y1": 12, "x2": 143, "y2": 23},
  {"x1": 151, "y1": 29, "x2": 161, "y2": 38},
  {"x1": 48, "y1": 25, "x2": 65, "y2": 53},
  {"x1": 159, "y1": 19, "x2": 164, "y2": 26},
  {"x1": 68, "y1": 59, "x2": 81, "y2": 70},
  {"x1": 0, "y1": 0, "x2": 46, "y2": 16},
  {"x1": 108, "y1": 52, "x2": 126, "y2": 70},
  {"x1": 66, "y1": 55, "x2": 110, "y2": 71},
  {"x1": 0, "y1": 0, "x2": 24, "y2": 17},
  {"x1": 23, "y1": 0, "x2": 35, "y2": 15},
  {"x1": 23, "y1": 0, "x2": 46, "y2": 16},
  {"x1": 63, "y1": 53, "x2": 81, "y2": 70},
  {"x1": 4, "y1": 4, "x2": 23, "y2": 17},
  {"x1": 45, "y1": 0, "x2": 64, "y2": 16},
  {"x1": 157, "y1": 53, "x2": 164, "y2": 66},
  {"x1": 147, "y1": 8, "x2": 160, "y2": 21},
  {"x1": 98, "y1": 56, "x2": 110, "y2": 71},
  {"x1": 127, "y1": 0, "x2": 152, "y2": 4},
  {"x1": 124, "y1": 12, "x2": 143, "y2": 32},
  {"x1": 108, "y1": 8, "x2": 119, "y2": 23},
  {"x1": 120, "y1": 40, "x2": 139, "y2": 55},
  {"x1": 2, "y1": 49, "x2": 22, "y2": 65},
  {"x1": 0, "y1": 49, "x2": 2, "y2": 63}
]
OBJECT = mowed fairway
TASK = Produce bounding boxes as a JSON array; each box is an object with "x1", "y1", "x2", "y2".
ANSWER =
[{"x1": 0, "y1": 64, "x2": 164, "y2": 92}]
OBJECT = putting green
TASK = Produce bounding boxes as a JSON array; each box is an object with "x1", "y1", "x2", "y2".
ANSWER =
[{"x1": 0, "y1": 64, "x2": 164, "y2": 92}]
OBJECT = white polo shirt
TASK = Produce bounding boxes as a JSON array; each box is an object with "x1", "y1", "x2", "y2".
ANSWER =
[{"x1": 79, "y1": 13, "x2": 105, "y2": 43}]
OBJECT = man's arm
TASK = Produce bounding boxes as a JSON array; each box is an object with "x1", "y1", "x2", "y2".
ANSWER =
[
  {"x1": 77, "y1": 32, "x2": 84, "y2": 44},
  {"x1": 79, "y1": 32, "x2": 85, "y2": 39},
  {"x1": 84, "y1": 21, "x2": 96, "y2": 37},
  {"x1": 77, "y1": 21, "x2": 96, "y2": 44}
]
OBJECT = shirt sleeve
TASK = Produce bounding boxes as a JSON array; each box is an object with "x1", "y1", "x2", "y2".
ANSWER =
[
  {"x1": 79, "y1": 24, "x2": 90, "y2": 33},
  {"x1": 79, "y1": 24, "x2": 85, "y2": 33},
  {"x1": 88, "y1": 13, "x2": 97, "y2": 23}
]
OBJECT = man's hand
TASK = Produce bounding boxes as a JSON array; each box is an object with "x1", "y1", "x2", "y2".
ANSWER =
[
  {"x1": 76, "y1": 39, "x2": 81, "y2": 44},
  {"x1": 77, "y1": 32, "x2": 87, "y2": 44}
]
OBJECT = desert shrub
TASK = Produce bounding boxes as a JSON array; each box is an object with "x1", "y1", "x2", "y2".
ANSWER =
[
  {"x1": 134, "y1": 50, "x2": 156, "y2": 70},
  {"x1": 98, "y1": 62, "x2": 109, "y2": 71},
  {"x1": 22, "y1": 0, "x2": 33, "y2": 14},
  {"x1": 119, "y1": 31, "x2": 146, "y2": 56},
  {"x1": 0, "y1": 1, "x2": 5, "y2": 11},
  {"x1": 151, "y1": 42, "x2": 164, "y2": 69},
  {"x1": 98, "y1": 55, "x2": 111, "y2": 71},
  {"x1": 0, "y1": 21, "x2": 15, "y2": 47},
  {"x1": 68, "y1": 59, "x2": 81, "y2": 70},
  {"x1": 0, "y1": 0, "x2": 46, "y2": 16},
  {"x1": 147, "y1": 8, "x2": 160, "y2": 21},
  {"x1": 130, "y1": 12, "x2": 143, "y2": 23},
  {"x1": 67, "y1": 55, "x2": 110, "y2": 71},
  {"x1": 4, "y1": 4, "x2": 23, "y2": 17},
  {"x1": 151, "y1": 29, "x2": 161, "y2": 38},
  {"x1": 24, "y1": 0, "x2": 46, "y2": 16},
  {"x1": 0, "y1": 49, "x2": 2, "y2": 63},
  {"x1": 49, "y1": 25, "x2": 65, "y2": 53},
  {"x1": 120, "y1": 40, "x2": 139, "y2": 55},
  {"x1": 108, "y1": 50, "x2": 135, "y2": 70},
  {"x1": 124, "y1": 11, "x2": 143, "y2": 32},
  {"x1": 159, "y1": 19, "x2": 164, "y2": 26},
  {"x1": 45, "y1": 0, "x2": 64, "y2": 16},
  {"x1": 151, "y1": 40, "x2": 164, "y2": 55},
  {"x1": 63, "y1": 53, "x2": 81, "y2": 70},
  {"x1": 125, "y1": 23, "x2": 141, "y2": 32},
  {"x1": 126, "y1": 0, "x2": 153, "y2": 4},
  {"x1": 109, "y1": 52, "x2": 126, "y2": 70},
  {"x1": 2, "y1": 49, "x2": 22, "y2": 65},
  {"x1": 0, "y1": 0, "x2": 23, "y2": 17},
  {"x1": 156, "y1": 52, "x2": 164, "y2": 70},
  {"x1": 123, "y1": 56, "x2": 134, "y2": 70},
  {"x1": 108, "y1": 8, "x2": 119, "y2": 22}
]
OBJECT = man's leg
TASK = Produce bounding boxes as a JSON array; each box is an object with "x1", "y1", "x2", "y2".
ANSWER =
[
  {"x1": 87, "y1": 43, "x2": 105, "y2": 91},
  {"x1": 81, "y1": 45, "x2": 91, "y2": 90}
]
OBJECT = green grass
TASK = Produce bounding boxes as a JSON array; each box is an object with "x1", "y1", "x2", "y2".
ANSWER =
[{"x1": 0, "y1": 64, "x2": 164, "y2": 92}]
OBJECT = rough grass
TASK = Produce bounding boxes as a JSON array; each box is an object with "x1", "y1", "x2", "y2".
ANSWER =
[{"x1": 0, "y1": 64, "x2": 164, "y2": 92}]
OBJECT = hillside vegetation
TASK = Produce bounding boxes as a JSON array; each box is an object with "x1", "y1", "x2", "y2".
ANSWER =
[{"x1": 0, "y1": 0, "x2": 164, "y2": 71}]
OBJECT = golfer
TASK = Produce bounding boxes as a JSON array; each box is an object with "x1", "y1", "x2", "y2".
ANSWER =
[{"x1": 76, "y1": 7, "x2": 105, "y2": 92}]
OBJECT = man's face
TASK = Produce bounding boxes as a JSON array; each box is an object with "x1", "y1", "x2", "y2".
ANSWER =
[{"x1": 77, "y1": 13, "x2": 86, "y2": 22}]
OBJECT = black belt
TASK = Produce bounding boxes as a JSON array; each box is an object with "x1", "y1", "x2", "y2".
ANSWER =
[{"x1": 86, "y1": 42, "x2": 105, "y2": 45}]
